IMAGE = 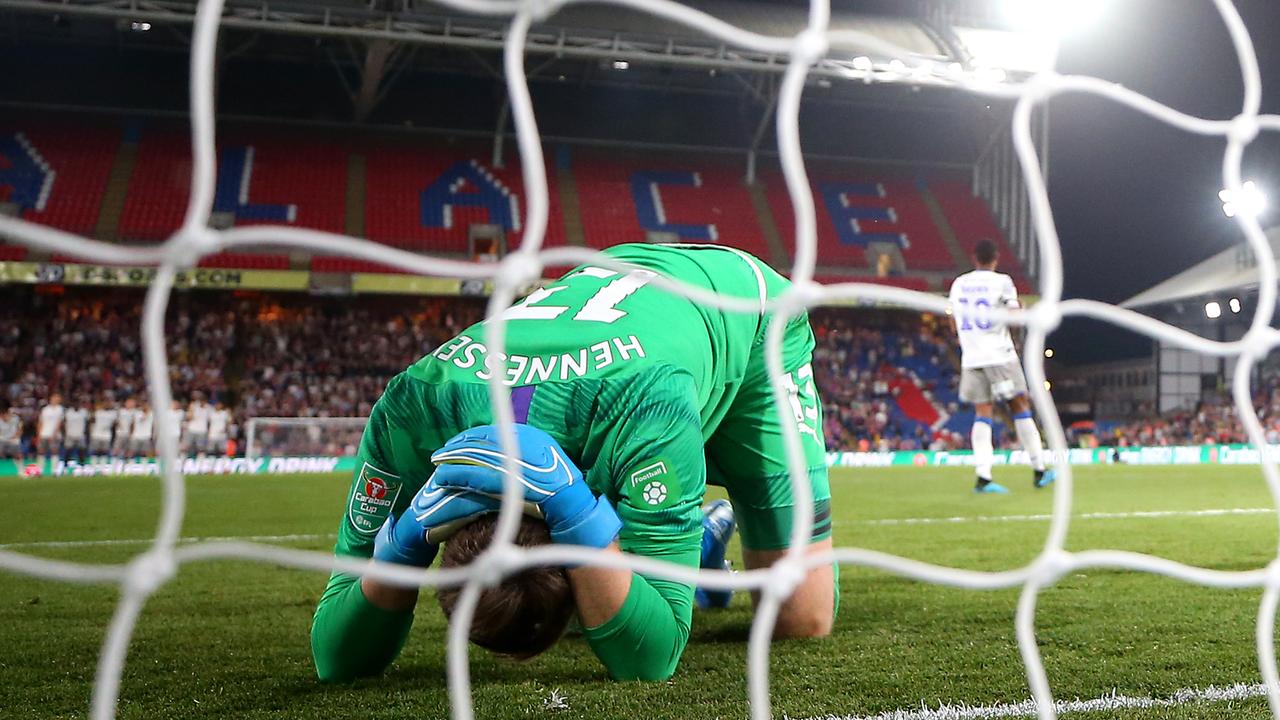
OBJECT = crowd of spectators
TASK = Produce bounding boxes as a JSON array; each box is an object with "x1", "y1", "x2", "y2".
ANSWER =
[
  {"x1": 810, "y1": 309, "x2": 969, "y2": 452},
  {"x1": 0, "y1": 289, "x2": 482, "y2": 459},
  {"x1": 13, "y1": 288, "x2": 1280, "y2": 462},
  {"x1": 1104, "y1": 375, "x2": 1280, "y2": 447}
]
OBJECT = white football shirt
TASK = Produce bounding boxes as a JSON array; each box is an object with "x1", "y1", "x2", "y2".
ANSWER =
[
  {"x1": 208, "y1": 409, "x2": 231, "y2": 438},
  {"x1": 187, "y1": 402, "x2": 211, "y2": 433},
  {"x1": 39, "y1": 403, "x2": 64, "y2": 438},
  {"x1": 947, "y1": 269, "x2": 1020, "y2": 369},
  {"x1": 0, "y1": 414, "x2": 20, "y2": 442},
  {"x1": 64, "y1": 408, "x2": 89, "y2": 439},
  {"x1": 115, "y1": 408, "x2": 139, "y2": 437},
  {"x1": 91, "y1": 408, "x2": 118, "y2": 439},
  {"x1": 132, "y1": 411, "x2": 155, "y2": 440}
]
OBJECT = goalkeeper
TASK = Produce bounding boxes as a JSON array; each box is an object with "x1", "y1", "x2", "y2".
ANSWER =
[{"x1": 311, "y1": 243, "x2": 836, "y2": 683}]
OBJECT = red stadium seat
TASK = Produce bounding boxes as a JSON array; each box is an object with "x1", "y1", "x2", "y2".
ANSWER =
[
  {"x1": 119, "y1": 129, "x2": 346, "y2": 241},
  {"x1": 812, "y1": 274, "x2": 933, "y2": 292},
  {"x1": 199, "y1": 253, "x2": 290, "y2": 270},
  {"x1": 0, "y1": 123, "x2": 119, "y2": 235},
  {"x1": 930, "y1": 181, "x2": 1031, "y2": 288},
  {"x1": 572, "y1": 150, "x2": 771, "y2": 259},
  {"x1": 764, "y1": 171, "x2": 956, "y2": 272},
  {"x1": 310, "y1": 256, "x2": 405, "y2": 274},
  {"x1": 363, "y1": 143, "x2": 563, "y2": 254},
  {"x1": 0, "y1": 245, "x2": 28, "y2": 262}
]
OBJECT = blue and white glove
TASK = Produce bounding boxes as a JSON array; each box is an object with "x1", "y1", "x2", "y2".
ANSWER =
[
  {"x1": 430, "y1": 424, "x2": 622, "y2": 549},
  {"x1": 372, "y1": 484, "x2": 502, "y2": 566}
]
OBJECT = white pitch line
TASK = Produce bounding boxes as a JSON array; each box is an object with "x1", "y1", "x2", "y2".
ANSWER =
[
  {"x1": 0, "y1": 533, "x2": 336, "y2": 550},
  {"x1": 857, "y1": 507, "x2": 1275, "y2": 527},
  {"x1": 4, "y1": 509, "x2": 1274, "y2": 548},
  {"x1": 802, "y1": 682, "x2": 1267, "y2": 720}
]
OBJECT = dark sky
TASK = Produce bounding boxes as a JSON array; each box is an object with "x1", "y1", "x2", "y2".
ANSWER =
[{"x1": 1043, "y1": 0, "x2": 1280, "y2": 362}]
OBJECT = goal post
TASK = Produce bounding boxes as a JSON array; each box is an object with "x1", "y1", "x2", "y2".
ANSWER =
[{"x1": 244, "y1": 417, "x2": 368, "y2": 461}]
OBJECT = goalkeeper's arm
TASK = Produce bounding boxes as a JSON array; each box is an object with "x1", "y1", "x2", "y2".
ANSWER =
[
  {"x1": 311, "y1": 411, "x2": 426, "y2": 683},
  {"x1": 576, "y1": 397, "x2": 704, "y2": 681}
]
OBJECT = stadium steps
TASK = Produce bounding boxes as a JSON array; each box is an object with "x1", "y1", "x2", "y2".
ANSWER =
[
  {"x1": 94, "y1": 133, "x2": 137, "y2": 242},
  {"x1": 746, "y1": 179, "x2": 786, "y2": 267},
  {"x1": 556, "y1": 152, "x2": 586, "y2": 246},
  {"x1": 917, "y1": 182, "x2": 969, "y2": 273},
  {"x1": 346, "y1": 152, "x2": 366, "y2": 238}
]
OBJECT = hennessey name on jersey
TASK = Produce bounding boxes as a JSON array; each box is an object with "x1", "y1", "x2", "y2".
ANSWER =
[{"x1": 431, "y1": 334, "x2": 648, "y2": 384}]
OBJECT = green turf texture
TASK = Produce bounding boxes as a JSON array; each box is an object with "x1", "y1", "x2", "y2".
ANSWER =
[{"x1": 2, "y1": 465, "x2": 1278, "y2": 719}]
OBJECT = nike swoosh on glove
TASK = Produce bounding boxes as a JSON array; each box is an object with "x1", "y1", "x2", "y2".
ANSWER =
[{"x1": 429, "y1": 424, "x2": 621, "y2": 548}]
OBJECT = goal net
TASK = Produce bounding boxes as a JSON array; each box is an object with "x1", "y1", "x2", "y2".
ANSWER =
[
  {"x1": 243, "y1": 417, "x2": 368, "y2": 460},
  {"x1": 1, "y1": 1, "x2": 1278, "y2": 720}
]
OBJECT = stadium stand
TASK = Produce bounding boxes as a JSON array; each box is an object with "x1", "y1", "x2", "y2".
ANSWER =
[
  {"x1": 2, "y1": 116, "x2": 1035, "y2": 286},
  {"x1": 764, "y1": 170, "x2": 956, "y2": 272},
  {"x1": 0, "y1": 124, "x2": 118, "y2": 235},
  {"x1": 118, "y1": 129, "x2": 348, "y2": 240},
  {"x1": 931, "y1": 181, "x2": 1032, "y2": 291},
  {"x1": 811, "y1": 274, "x2": 933, "y2": 291},
  {"x1": 571, "y1": 150, "x2": 773, "y2": 258},
  {"x1": 363, "y1": 143, "x2": 564, "y2": 254},
  {"x1": 198, "y1": 253, "x2": 291, "y2": 270},
  {"x1": 310, "y1": 256, "x2": 405, "y2": 274},
  {"x1": 0, "y1": 245, "x2": 28, "y2": 262},
  {"x1": 1, "y1": 289, "x2": 993, "y2": 455}
]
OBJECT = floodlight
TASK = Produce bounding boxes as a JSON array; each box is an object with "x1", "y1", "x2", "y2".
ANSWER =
[
  {"x1": 1205, "y1": 301, "x2": 1222, "y2": 319},
  {"x1": 130, "y1": 21, "x2": 152, "y2": 31},
  {"x1": 1044, "y1": 348, "x2": 1054, "y2": 358},
  {"x1": 1229, "y1": 297, "x2": 1242, "y2": 314},
  {"x1": 1043, "y1": 380, "x2": 1052, "y2": 391},
  {"x1": 851, "y1": 56, "x2": 873, "y2": 71},
  {"x1": 1219, "y1": 180, "x2": 1266, "y2": 218},
  {"x1": 1004, "y1": 0, "x2": 1108, "y2": 36},
  {"x1": 611, "y1": 60, "x2": 629, "y2": 70}
]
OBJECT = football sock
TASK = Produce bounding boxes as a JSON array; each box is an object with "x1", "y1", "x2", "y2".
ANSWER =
[
  {"x1": 1013, "y1": 411, "x2": 1046, "y2": 472},
  {"x1": 971, "y1": 416, "x2": 994, "y2": 482}
]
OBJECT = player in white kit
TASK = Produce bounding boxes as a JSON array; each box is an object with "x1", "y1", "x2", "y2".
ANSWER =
[
  {"x1": 947, "y1": 239, "x2": 1056, "y2": 494},
  {"x1": 0, "y1": 406, "x2": 23, "y2": 462},
  {"x1": 162, "y1": 400, "x2": 186, "y2": 453},
  {"x1": 89, "y1": 399, "x2": 118, "y2": 461},
  {"x1": 37, "y1": 393, "x2": 65, "y2": 464},
  {"x1": 207, "y1": 401, "x2": 231, "y2": 456},
  {"x1": 185, "y1": 395, "x2": 212, "y2": 457},
  {"x1": 129, "y1": 403, "x2": 155, "y2": 458},
  {"x1": 62, "y1": 401, "x2": 90, "y2": 463},
  {"x1": 113, "y1": 398, "x2": 141, "y2": 459}
]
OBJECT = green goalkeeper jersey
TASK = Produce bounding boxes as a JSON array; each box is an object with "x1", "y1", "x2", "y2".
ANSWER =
[{"x1": 313, "y1": 243, "x2": 820, "y2": 683}]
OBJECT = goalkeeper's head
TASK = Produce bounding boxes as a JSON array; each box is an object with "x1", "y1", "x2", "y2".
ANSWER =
[{"x1": 436, "y1": 515, "x2": 573, "y2": 659}]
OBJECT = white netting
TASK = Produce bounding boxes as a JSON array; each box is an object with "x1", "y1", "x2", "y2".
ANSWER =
[{"x1": 1, "y1": 1, "x2": 1279, "y2": 719}]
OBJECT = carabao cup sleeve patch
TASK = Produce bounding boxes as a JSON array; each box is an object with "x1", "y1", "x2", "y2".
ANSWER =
[
  {"x1": 624, "y1": 456, "x2": 680, "y2": 511},
  {"x1": 348, "y1": 462, "x2": 403, "y2": 535}
]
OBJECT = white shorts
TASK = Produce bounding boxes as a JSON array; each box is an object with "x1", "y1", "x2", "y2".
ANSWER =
[
  {"x1": 959, "y1": 362, "x2": 1029, "y2": 404},
  {"x1": 90, "y1": 437, "x2": 113, "y2": 453},
  {"x1": 0, "y1": 440, "x2": 21, "y2": 457}
]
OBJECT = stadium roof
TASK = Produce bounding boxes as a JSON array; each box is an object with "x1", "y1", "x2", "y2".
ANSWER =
[
  {"x1": 1120, "y1": 225, "x2": 1280, "y2": 309},
  {"x1": 0, "y1": 0, "x2": 1045, "y2": 77}
]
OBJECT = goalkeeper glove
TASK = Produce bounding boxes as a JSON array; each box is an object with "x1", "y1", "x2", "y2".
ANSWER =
[
  {"x1": 430, "y1": 424, "x2": 621, "y2": 549},
  {"x1": 372, "y1": 484, "x2": 502, "y2": 567}
]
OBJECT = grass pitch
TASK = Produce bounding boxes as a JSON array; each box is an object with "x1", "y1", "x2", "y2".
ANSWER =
[{"x1": 1, "y1": 464, "x2": 1278, "y2": 719}]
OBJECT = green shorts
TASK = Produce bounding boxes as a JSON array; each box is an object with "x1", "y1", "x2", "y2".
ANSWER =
[{"x1": 704, "y1": 308, "x2": 831, "y2": 552}]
